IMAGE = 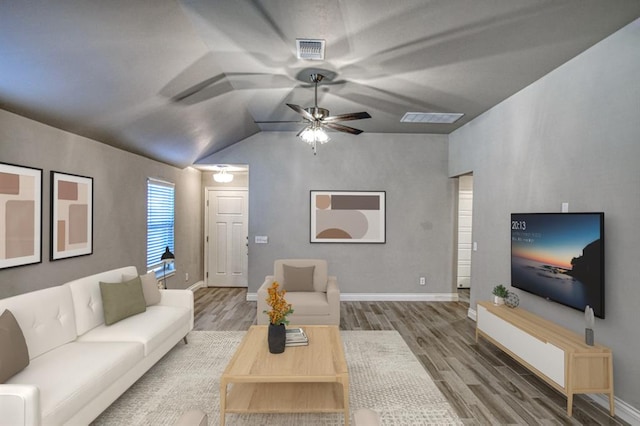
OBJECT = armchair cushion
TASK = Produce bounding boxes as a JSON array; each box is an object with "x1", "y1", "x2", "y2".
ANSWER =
[
  {"x1": 274, "y1": 259, "x2": 328, "y2": 292},
  {"x1": 285, "y1": 292, "x2": 330, "y2": 316},
  {"x1": 282, "y1": 264, "x2": 315, "y2": 292}
]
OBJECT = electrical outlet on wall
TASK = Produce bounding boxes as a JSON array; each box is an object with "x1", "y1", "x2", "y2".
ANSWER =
[
  {"x1": 185, "y1": 272, "x2": 189, "y2": 282},
  {"x1": 419, "y1": 277, "x2": 426, "y2": 286}
]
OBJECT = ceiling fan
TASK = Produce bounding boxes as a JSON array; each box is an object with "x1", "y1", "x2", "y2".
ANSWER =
[{"x1": 286, "y1": 73, "x2": 371, "y2": 154}]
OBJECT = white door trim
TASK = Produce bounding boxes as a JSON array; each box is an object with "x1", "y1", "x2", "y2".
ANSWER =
[{"x1": 204, "y1": 187, "x2": 248, "y2": 287}]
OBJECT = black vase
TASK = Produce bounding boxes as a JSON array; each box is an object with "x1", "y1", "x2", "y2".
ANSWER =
[{"x1": 268, "y1": 323, "x2": 286, "y2": 354}]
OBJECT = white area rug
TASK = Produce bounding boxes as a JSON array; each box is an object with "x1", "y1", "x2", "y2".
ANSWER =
[{"x1": 93, "y1": 331, "x2": 462, "y2": 425}]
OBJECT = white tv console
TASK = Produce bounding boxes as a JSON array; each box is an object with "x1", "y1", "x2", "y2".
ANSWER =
[{"x1": 476, "y1": 301, "x2": 614, "y2": 417}]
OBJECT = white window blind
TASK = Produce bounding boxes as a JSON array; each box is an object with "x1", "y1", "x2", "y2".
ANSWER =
[{"x1": 147, "y1": 178, "x2": 175, "y2": 270}]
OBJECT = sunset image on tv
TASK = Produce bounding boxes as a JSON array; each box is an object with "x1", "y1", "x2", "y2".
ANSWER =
[{"x1": 511, "y1": 213, "x2": 604, "y2": 318}]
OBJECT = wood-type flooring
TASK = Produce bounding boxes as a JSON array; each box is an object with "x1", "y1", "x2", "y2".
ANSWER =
[{"x1": 194, "y1": 287, "x2": 628, "y2": 425}]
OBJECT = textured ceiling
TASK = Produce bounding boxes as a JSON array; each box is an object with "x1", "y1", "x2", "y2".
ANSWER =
[{"x1": 1, "y1": 0, "x2": 639, "y2": 168}]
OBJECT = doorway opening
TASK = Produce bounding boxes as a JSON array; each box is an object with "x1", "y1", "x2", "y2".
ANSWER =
[
  {"x1": 202, "y1": 165, "x2": 249, "y2": 287},
  {"x1": 455, "y1": 174, "x2": 473, "y2": 299}
]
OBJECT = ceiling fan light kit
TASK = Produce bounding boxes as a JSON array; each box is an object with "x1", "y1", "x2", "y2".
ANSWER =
[
  {"x1": 299, "y1": 124, "x2": 330, "y2": 152},
  {"x1": 287, "y1": 73, "x2": 371, "y2": 155}
]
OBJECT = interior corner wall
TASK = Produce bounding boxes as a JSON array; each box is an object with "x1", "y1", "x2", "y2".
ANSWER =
[
  {"x1": 199, "y1": 132, "x2": 455, "y2": 297},
  {"x1": 448, "y1": 19, "x2": 640, "y2": 408},
  {"x1": 0, "y1": 109, "x2": 203, "y2": 297}
]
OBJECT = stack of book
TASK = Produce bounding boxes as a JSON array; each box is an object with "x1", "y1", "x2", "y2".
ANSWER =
[{"x1": 285, "y1": 327, "x2": 309, "y2": 347}]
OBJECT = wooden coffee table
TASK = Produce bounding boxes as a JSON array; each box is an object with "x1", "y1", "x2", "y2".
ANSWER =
[{"x1": 219, "y1": 325, "x2": 350, "y2": 425}]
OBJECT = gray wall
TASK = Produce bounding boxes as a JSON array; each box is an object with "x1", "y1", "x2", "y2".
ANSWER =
[
  {"x1": 200, "y1": 132, "x2": 456, "y2": 296},
  {"x1": 0, "y1": 109, "x2": 203, "y2": 297},
  {"x1": 449, "y1": 21, "x2": 640, "y2": 408}
]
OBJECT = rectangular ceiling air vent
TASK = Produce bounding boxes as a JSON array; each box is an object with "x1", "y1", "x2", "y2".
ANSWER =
[
  {"x1": 401, "y1": 112, "x2": 464, "y2": 124},
  {"x1": 296, "y1": 39, "x2": 325, "y2": 60}
]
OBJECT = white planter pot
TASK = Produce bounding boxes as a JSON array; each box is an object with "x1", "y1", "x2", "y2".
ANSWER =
[{"x1": 493, "y1": 296, "x2": 505, "y2": 305}]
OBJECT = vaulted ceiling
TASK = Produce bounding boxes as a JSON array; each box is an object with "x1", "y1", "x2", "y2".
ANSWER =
[{"x1": 1, "y1": 1, "x2": 639, "y2": 168}]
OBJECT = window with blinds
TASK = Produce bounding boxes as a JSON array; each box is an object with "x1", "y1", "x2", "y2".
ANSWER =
[{"x1": 147, "y1": 178, "x2": 175, "y2": 271}]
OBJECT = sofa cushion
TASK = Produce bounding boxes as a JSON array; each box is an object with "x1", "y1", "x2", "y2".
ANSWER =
[
  {"x1": 282, "y1": 265, "x2": 315, "y2": 292},
  {"x1": 100, "y1": 276, "x2": 147, "y2": 325},
  {"x1": 284, "y1": 292, "x2": 330, "y2": 316},
  {"x1": 66, "y1": 266, "x2": 138, "y2": 336},
  {"x1": 77, "y1": 305, "x2": 191, "y2": 356},
  {"x1": 0, "y1": 285, "x2": 77, "y2": 360},
  {"x1": 0, "y1": 309, "x2": 30, "y2": 383},
  {"x1": 123, "y1": 272, "x2": 161, "y2": 306},
  {"x1": 5, "y1": 341, "x2": 143, "y2": 425}
]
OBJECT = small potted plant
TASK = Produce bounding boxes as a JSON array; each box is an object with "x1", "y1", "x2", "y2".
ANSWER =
[
  {"x1": 263, "y1": 281, "x2": 294, "y2": 353},
  {"x1": 492, "y1": 284, "x2": 509, "y2": 305}
]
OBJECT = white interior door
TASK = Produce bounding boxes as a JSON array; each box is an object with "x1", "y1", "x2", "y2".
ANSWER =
[
  {"x1": 206, "y1": 189, "x2": 248, "y2": 287},
  {"x1": 457, "y1": 175, "x2": 473, "y2": 289}
]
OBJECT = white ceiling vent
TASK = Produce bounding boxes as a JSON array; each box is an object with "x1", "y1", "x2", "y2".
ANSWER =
[
  {"x1": 401, "y1": 112, "x2": 464, "y2": 124},
  {"x1": 296, "y1": 39, "x2": 325, "y2": 60}
]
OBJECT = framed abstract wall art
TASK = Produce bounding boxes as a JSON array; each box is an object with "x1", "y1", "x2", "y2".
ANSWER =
[
  {"x1": 310, "y1": 190, "x2": 386, "y2": 243},
  {"x1": 51, "y1": 171, "x2": 93, "y2": 260},
  {"x1": 0, "y1": 162, "x2": 43, "y2": 269}
]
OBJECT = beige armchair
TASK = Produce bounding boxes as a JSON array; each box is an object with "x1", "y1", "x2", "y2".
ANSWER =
[{"x1": 257, "y1": 259, "x2": 340, "y2": 325}]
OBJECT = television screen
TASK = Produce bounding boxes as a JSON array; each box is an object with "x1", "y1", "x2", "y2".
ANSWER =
[{"x1": 511, "y1": 213, "x2": 605, "y2": 318}]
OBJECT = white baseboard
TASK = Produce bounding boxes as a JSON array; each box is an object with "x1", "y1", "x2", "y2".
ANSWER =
[
  {"x1": 340, "y1": 293, "x2": 459, "y2": 301},
  {"x1": 467, "y1": 307, "x2": 477, "y2": 321},
  {"x1": 589, "y1": 394, "x2": 640, "y2": 424},
  {"x1": 246, "y1": 292, "x2": 459, "y2": 302},
  {"x1": 187, "y1": 281, "x2": 205, "y2": 292}
]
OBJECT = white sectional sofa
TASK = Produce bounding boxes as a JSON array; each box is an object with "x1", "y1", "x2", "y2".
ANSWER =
[{"x1": 0, "y1": 266, "x2": 194, "y2": 426}]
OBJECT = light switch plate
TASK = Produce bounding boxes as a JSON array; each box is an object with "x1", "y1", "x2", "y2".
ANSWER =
[{"x1": 255, "y1": 236, "x2": 268, "y2": 244}]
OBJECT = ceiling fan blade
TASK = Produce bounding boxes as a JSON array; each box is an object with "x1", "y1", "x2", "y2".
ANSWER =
[
  {"x1": 323, "y1": 111, "x2": 372, "y2": 123},
  {"x1": 286, "y1": 103, "x2": 315, "y2": 122},
  {"x1": 324, "y1": 122, "x2": 364, "y2": 135},
  {"x1": 254, "y1": 120, "x2": 302, "y2": 123},
  {"x1": 171, "y1": 74, "x2": 227, "y2": 102},
  {"x1": 299, "y1": 79, "x2": 348, "y2": 88}
]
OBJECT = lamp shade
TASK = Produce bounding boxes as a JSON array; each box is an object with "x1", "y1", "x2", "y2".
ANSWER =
[{"x1": 160, "y1": 246, "x2": 175, "y2": 263}]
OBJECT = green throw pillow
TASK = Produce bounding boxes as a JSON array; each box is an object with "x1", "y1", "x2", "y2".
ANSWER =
[
  {"x1": 0, "y1": 309, "x2": 30, "y2": 383},
  {"x1": 282, "y1": 264, "x2": 315, "y2": 292},
  {"x1": 100, "y1": 276, "x2": 147, "y2": 325},
  {"x1": 123, "y1": 272, "x2": 161, "y2": 306}
]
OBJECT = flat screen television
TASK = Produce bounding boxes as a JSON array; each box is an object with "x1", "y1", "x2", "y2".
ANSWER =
[{"x1": 511, "y1": 212, "x2": 605, "y2": 318}]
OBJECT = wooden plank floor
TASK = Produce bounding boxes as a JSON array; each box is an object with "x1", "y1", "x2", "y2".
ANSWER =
[{"x1": 194, "y1": 287, "x2": 628, "y2": 425}]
